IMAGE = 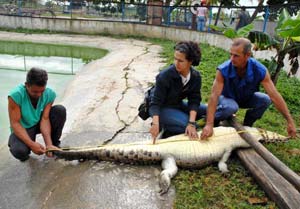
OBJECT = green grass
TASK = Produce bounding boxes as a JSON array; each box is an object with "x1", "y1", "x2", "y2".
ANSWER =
[
  {"x1": 148, "y1": 38, "x2": 300, "y2": 209},
  {"x1": 0, "y1": 28, "x2": 299, "y2": 208}
]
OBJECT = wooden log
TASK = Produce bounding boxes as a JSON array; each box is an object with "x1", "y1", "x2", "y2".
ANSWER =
[
  {"x1": 237, "y1": 149, "x2": 300, "y2": 209},
  {"x1": 227, "y1": 118, "x2": 300, "y2": 192}
]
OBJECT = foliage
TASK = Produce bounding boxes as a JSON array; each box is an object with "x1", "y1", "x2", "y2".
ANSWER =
[
  {"x1": 209, "y1": 22, "x2": 254, "y2": 38},
  {"x1": 261, "y1": 8, "x2": 300, "y2": 84}
]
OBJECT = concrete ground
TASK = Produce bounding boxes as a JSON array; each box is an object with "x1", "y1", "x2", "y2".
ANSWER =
[{"x1": 0, "y1": 32, "x2": 175, "y2": 209}]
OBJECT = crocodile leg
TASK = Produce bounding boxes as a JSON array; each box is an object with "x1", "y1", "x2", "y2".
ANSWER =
[
  {"x1": 218, "y1": 148, "x2": 232, "y2": 173},
  {"x1": 159, "y1": 155, "x2": 178, "y2": 195}
]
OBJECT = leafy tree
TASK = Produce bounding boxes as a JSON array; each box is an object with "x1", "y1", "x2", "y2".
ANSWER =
[
  {"x1": 249, "y1": 0, "x2": 264, "y2": 22},
  {"x1": 251, "y1": 9, "x2": 300, "y2": 84},
  {"x1": 209, "y1": 22, "x2": 254, "y2": 38}
]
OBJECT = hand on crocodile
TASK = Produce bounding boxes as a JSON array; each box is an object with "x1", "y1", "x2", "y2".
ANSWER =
[
  {"x1": 150, "y1": 123, "x2": 160, "y2": 144},
  {"x1": 185, "y1": 124, "x2": 199, "y2": 139},
  {"x1": 200, "y1": 124, "x2": 214, "y2": 140}
]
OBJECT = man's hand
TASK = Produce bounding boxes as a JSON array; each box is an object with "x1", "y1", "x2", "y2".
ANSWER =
[
  {"x1": 46, "y1": 145, "x2": 61, "y2": 157},
  {"x1": 185, "y1": 125, "x2": 198, "y2": 139},
  {"x1": 287, "y1": 121, "x2": 297, "y2": 138},
  {"x1": 150, "y1": 123, "x2": 159, "y2": 144},
  {"x1": 201, "y1": 124, "x2": 214, "y2": 140},
  {"x1": 30, "y1": 142, "x2": 46, "y2": 155}
]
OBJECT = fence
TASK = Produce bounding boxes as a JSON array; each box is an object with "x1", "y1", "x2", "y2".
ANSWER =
[{"x1": 0, "y1": 1, "x2": 299, "y2": 36}]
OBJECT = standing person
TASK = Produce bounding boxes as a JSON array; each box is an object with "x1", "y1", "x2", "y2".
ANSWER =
[
  {"x1": 8, "y1": 67, "x2": 66, "y2": 161},
  {"x1": 197, "y1": 2, "x2": 208, "y2": 32},
  {"x1": 149, "y1": 41, "x2": 206, "y2": 144},
  {"x1": 235, "y1": 6, "x2": 250, "y2": 30},
  {"x1": 201, "y1": 38, "x2": 296, "y2": 140}
]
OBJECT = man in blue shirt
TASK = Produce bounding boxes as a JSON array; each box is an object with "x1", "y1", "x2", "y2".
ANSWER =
[
  {"x1": 8, "y1": 67, "x2": 66, "y2": 161},
  {"x1": 201, "y1": 38, "x2": 296, "y2": 139}
]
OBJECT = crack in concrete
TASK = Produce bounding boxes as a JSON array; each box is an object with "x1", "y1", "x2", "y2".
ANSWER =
[
  {"x1": 41, "y1": 184, "x2": 58, "y2": 209},
  {"x1": 109, "y1": 44, "x2": 151, "y2": 143}
]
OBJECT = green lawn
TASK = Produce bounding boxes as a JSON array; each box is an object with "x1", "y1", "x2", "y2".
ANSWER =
[{"x1": 149, "y1": 38, "x2": 300, "y2": 209}]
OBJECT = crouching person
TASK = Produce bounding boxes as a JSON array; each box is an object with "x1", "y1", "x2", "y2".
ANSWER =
[{"x1": 8, "y1": 67, "x2": 66, "y2": 161}]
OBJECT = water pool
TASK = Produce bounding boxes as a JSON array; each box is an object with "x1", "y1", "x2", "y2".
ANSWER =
[{"x1": 0, "y1": 40, "x2": 107, "y2": 145}]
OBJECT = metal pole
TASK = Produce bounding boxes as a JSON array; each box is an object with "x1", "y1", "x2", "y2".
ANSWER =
[
  {"x1": 166, "y1": 6, "x2": 171, "y2": 26},
  {"x1": 70, "y1": 0, "x2": 72, "y2": 19},
  {"x1": 121, "y1": 1, "x2": 125, "y2": 21},
  {"x1": 23, "y1": 55, "x2": 26, "y2": 71},
  {"x1": 17, "y1": 0, "x2": 22, "y2": 16},
  {"x1": 71, "y1": 57, "x2": 73, "y2": 75},
  {"x1": 263, "y1": 6, "x2": 270, "y2": 33},
  {"x1": 207, "y1": 7, "x2": 213, "y2": 32}
]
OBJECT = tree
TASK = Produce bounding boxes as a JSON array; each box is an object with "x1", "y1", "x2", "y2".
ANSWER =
[
  {"x1": 209, "y1": 21, "x2": 254, "y2": 38},
  {"x1": 249, "y1": 0, "x2": 264, "y2": 22},
  {"x1": 249, "y1": 8, "x2": 300, "y2": 84}
]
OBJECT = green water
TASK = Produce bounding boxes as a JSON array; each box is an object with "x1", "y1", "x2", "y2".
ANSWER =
[
  {"x1": 0, "y1": 40, "x2": 107, "y2": 64},
  {"x1": 0, "y1": 40, "x2": 107, "y2": 145}
]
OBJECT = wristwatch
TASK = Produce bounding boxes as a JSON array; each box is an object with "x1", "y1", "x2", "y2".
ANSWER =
[{"x1": 188, "y1": 121, "x2": 196, "y2": 127}]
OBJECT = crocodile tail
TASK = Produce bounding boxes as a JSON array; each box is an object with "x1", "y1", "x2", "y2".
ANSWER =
[
  {"x1": 50, "y1": 146, "x2": 162, "y2": 164},
  {"x1": 51, "y1": 148, "x2": 103, "y2": 161},
  {"x1": 258, "y1": 128, "x2": 289, "y2": 143}
]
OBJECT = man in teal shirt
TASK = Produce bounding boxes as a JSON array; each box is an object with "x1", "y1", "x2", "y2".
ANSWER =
[{"x1": 8, "y1": 67, "x2": 66, "y2": 161}]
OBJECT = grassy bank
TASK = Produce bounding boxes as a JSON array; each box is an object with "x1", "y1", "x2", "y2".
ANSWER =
[{"x1": 149, "y1": 38, "x2": 300, "y2": 209}]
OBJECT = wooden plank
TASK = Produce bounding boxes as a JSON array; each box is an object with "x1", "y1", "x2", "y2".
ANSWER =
[
  {"x1": 237, "y1": 149, "x2": 300, "y2": 209},
  {"x1": 227, "y1": 118, "x2": 300, "y2": 192}
]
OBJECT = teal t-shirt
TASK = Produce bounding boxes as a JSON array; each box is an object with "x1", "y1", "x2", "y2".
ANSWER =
[{"x1": 8, "y1": 84, "x2": 56, "y2": 129}]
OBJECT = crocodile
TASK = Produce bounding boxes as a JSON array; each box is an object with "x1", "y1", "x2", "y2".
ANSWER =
[{"x1": 50, "y1": 126, "x2": 287, "y2": 194}]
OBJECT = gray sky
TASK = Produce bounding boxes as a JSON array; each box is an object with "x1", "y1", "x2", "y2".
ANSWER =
[{"x1": 238, "y1": 0, "x2": 264, "y2": 6}]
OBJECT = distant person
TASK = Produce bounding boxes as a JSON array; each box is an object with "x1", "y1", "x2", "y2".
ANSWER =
[
  {"x1": 149, "y1": 41, "x2": 206, "y2": 144},
  {"x1": 8, "y1": 67, "x2": 66, "y2": 161},
  {"x1": 235, "y1": 6, "x2": 251, "y2": 30},
  {"x1": 197, "y1": 2, "x2": 208, "y2": 32},
  {"x1": 201, "y1": 38, "x2": 296, "y2": 140}
]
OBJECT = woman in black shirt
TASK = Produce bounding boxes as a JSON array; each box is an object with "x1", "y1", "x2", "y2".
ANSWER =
[{"x1": 149, "y1": 41, "x2": 206, "y2": 143}]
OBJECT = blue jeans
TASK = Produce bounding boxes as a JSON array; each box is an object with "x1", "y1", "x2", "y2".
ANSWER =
[
  {"x1": 197, "y1": 16, "x2": 206, "y2": 31},
  {"x1": 215, "y1": 93, "x2": 272, "y2": 126},
  {"x1": 159, "y1": 102, "x2": 207, "y2": 135}
]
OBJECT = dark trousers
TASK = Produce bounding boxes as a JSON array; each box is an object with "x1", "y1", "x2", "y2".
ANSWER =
[
  {"x1": 8, "y1": 105, "x2": 66, "y2": 161},
  {"x1": 159, "y1": 102, "x2": 207, "y2": 137},
  {"x1": 215, "y1": 93, "x2": 271, "y2": 126}
]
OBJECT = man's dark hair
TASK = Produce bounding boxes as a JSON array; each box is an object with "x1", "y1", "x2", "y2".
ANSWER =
[
  {"x1": 26, "y1": 67, "x2": 48, "y2": 86},
  {"x1": 174, "y1": 41, "x2": 201, "y2": 66}
]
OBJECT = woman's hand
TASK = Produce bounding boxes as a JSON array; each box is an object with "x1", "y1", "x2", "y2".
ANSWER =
[
  {"x1": 150, "y1": 123, "x2": 160, "y2": 144},
  {"x1": 185, "y1": 124, "x2": 198, "y2": 139}
]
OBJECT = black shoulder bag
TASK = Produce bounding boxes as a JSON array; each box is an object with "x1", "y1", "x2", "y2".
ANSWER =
[{"x1": 138, "y1": 86, "x2": 154, "y2": 120}]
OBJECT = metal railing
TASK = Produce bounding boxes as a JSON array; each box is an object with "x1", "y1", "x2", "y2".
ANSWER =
[{"x1": 0, "y1": 1, "x2": 299, "y2": 36}]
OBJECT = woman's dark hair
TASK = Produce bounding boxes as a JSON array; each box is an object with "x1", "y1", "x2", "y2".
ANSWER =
[
  {"x1": 174, "y1": 41, "x2": 201, "y2": 66},
  {"x1": 26, "y1": 67, "x2": 48, "y2": 86}
]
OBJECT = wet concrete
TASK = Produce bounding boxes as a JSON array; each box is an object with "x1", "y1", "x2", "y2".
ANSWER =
[{"x1": 0, "y1": 32, "x2": 174, "y2": 209}]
